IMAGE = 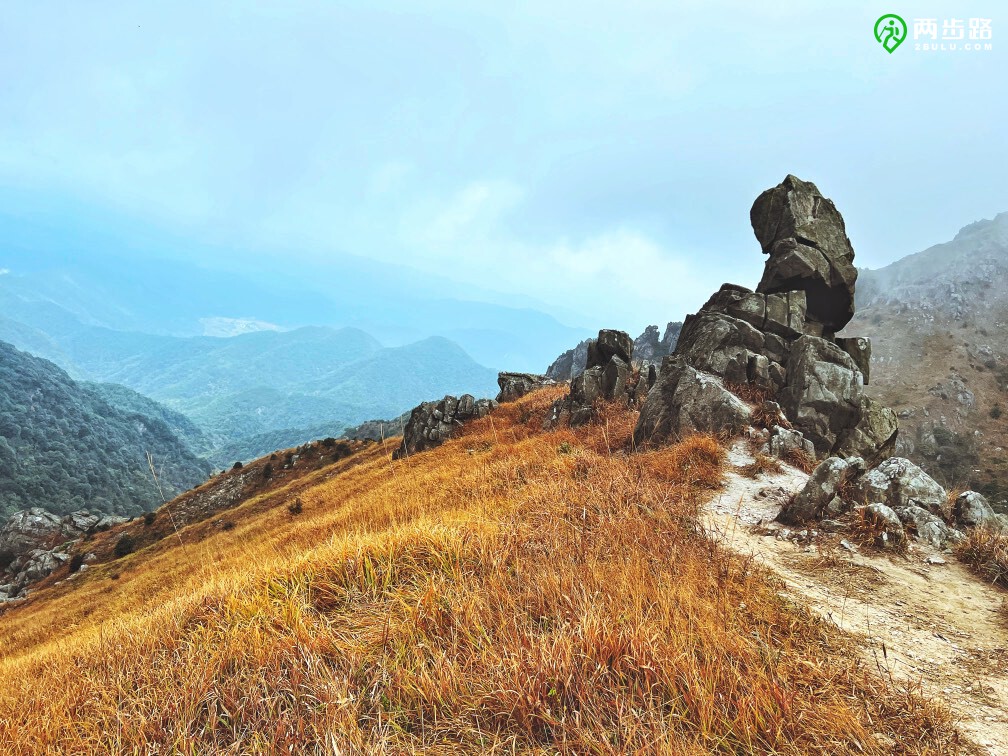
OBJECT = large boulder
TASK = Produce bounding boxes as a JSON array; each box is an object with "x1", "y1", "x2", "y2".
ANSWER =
[
  {"x1": 778, "y1": 456, "x2": 865, "y2": 524},
  {"x1": 0, "y1": 508, "x2": 64, "y2": 562},
  {"x1": 833, "y1": 395, "x2": 898, "y2": 464},
  {"x1": 496, "y1": 372, "x2": 552, "y2": 403},
  {"x1": 674, "y1": 310, "x2": 767, "y2": 380},
  {"x1": 778, "y1": 335, "x2": 863, "y2": 452},
  {"x1": 852, "y1": 457, "x2": 948, "y2": 515},
  {"x1": 895, "y1": 505, "x2": 963, "y2": 549},
  {"x1": 751, "y1": 175, "x2": 858, "y2": 335},
  {"x1": 633, "y1": 359, "x2": 752, "y2": 446},
  {"x1": 587, "y1": 329, "x2": 633, "y2": 369},
  {"x1": 952, "y1": 491, "x2": 997, "y2": 529}
]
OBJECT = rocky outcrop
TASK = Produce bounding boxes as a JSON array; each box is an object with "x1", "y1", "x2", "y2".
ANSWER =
[
  {"x1": 496, "y1": 372, "x2": 553, "y2": 403},
  {"x1": 394, "y1": 394, "x2": 497, "y2": 459},
  {"x1": 634, "y1": 359, "x2": 751, "y2": 447},
  {"x1": 852, "y1": 457, "x2": 948, "y2": 515},
  {"x1": 546, "y1": 322, "x2": 682, "y2": 381},
  {"x1": 634, "y1": 175, "x2": 892, "y2": 464},
  {"x1": 0, "y1": 507, "x2": 126, "y2": 600},
  {"x1": 547, "y1": 329, "x2": 647, "y2": 427}
]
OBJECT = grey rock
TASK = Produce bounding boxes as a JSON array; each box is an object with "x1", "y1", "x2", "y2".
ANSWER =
[
  {"x1": 495, "y1": 372, "x2": 552, "y2": 403},
  {"x1": 778, "y1": 335, "x2": 863, "y2": 453},
  {"x1": 601, "y1": 356, "x2": 630, "y2": 400},
  {"x1": 857, "y1": 503, "x2": 905, "y2": 546},
  {"x1": 751, "y1": 174, "x2": 858, "y2": 334},
  {"x1": 588, "y1": 329, "x2": 633, "y2": 369},
  {"x1": 894, "y1": 505, "x2": 963, "y2": 549},
  {"x1": 766, "y1": 425, "x2": 815, "y2": 460},
  {"x1": 833, "y1": 395, "x2": 899, "y2": 464},
  {"x1": 778, "y1": 456, "x2": 866, "y2": 525},
  {"x1": 835, "y1": 336, "x2": 872, "y2": 384},
  {"x1": 952, "y1": 491, "x2": 996, "y2": 529},
  {"x1": 633, "y1": 359, "x2": 752, "y2": 446},
  {"x1": 395, "y1": 394, "x2": 497, "y2": 458},
  {"x1": 674, "y1": 310, "x2": 766, "y2": 379},
  {"x1": 854, "y1": 457, "x2": 947, "y2": 515}
]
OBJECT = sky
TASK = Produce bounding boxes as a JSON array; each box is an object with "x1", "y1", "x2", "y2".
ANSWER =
[{"x1": 0, "y1": 0, "x2": 1005, "y2": 336}]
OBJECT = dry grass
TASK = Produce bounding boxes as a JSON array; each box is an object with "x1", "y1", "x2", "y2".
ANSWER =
[
  {"x1": 957, "y1": 526, "x2": 1008, "y2": 587},
  {"x1": 781, "y1": 446, "x2": 817, "y2": 474},
  {"x1": 848, "y1": 507, "x2": 908, "y2": 553},
  {"x1": 0, "y1": 388, "x2": 960, "y2": 754},
  {"x1": 738, "y1": 453, "x2": 785, "y2": 479}
]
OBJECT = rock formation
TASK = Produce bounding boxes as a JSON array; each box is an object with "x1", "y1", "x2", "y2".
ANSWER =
[
  {"x1": 547, "y1": 329, "x2": 648, "y2": 426},
  {"x1": 634, "y1": 175, "x2": 896, "y2": 463},
  {"x1": 546, "y1": 321, "x2": 681, "y2": 381},
  {"x1": 394, "y1": 395, "x2": 497, "y2": 459},
  {"x1": 496, "y1": 372, "x2": 553, "y2": 403}
]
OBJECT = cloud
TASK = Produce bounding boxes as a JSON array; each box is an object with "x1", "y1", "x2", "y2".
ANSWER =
[
  {"x1": 0, "y1": 268, "x2": 9, "y2": 275},
  {"x1": 399, "y1": 179, "x2": 711, "y2": 330}
]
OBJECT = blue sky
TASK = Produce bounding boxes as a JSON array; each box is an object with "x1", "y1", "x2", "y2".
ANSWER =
[{"x1": 0, "y1": 1, "x2": 1005, "y2": 335}]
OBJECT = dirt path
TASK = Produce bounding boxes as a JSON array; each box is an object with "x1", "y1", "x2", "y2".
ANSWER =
[{"x1": 706, "y1": 442, "x2": 1008, "y2": 755}]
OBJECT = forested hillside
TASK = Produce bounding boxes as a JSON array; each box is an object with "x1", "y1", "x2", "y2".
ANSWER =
[{"x1": 0, "y1": 341, "x2": 212, "y2": 517}]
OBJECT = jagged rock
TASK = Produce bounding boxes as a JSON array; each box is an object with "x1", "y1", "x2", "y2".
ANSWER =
[
  {"x1": 588, "y1": 329, "x2": 633, "y2": 368},
  {"x1": 9, "y1": 548, "x2": 70, "y2": 596},
  {"x1": 833, "y1": 395, "x2": 898, "y2": 464},
  {"x1": 546, "y1": 339, "x2": 591, "y2": 382},
  {"x1": 751, "y1": 174, "x2": 858, "y2": 334},
  {"x1": 765, "y1": 425, "x2": 815, "y2": 460},
  {"x1": 778, "y1": 335, "x2": 863, "y2": 452},
  {"x1": 394, "y1": 394, "x2": 497, "y2": 458},
  {"x1": 633, "y1": 325, "x2": 663, "y2": 362},
  {"x1": 778, "y1": 456, "x2": 865, "y2": 525},
  {"x1": 675, "y1": 310, "x2": 767, "y2": 379},
  {"x1": 853, "y1": 457, "x2": 947, "y2": 515},
  {"x1": 894, "y1": 505, "x2": 963, "y2": 549},
  {"x1": 633, "y1": 359, "x2": 752, "y2": 446},
  {"x1": 496, "y1": 372, "x2": 552, "y2": 403},
  {"x1": 601, "y1": 357, "x2": 630, "y2": 400},
  {"x1": 0, "y1": 508, "x2": 63, "y2": 561},
  {"x1": 953, "y1": 491, "x2": 996, "y2": 529},
  {"x1": 835, "y1": 337, "x2": 871, "y2": 384},
  {"x1": 856, "y1": 503, "x2": 906, "y2": 546}
]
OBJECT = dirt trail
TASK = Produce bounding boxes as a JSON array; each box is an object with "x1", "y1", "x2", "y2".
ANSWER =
[{"x1": 706, "y1": 442, "x2": 1008, "y2": 755}]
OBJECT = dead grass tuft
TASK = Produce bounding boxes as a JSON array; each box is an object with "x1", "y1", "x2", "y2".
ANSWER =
[
  {"x1": 957, "y1": 526, "x2": 1008, "y2": 587},
  {"x1": 739, "y1": 453, "x2": 785, "y2": 479}
]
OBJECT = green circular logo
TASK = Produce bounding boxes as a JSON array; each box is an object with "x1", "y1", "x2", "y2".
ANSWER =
[{"x1": 874, "y1": 14, "x2": 908, "y2": 53}]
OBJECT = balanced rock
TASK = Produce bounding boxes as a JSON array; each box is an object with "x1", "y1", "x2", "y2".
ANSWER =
[{"x1": 751, "y1": 175, "x2": 858, "y2": 335}]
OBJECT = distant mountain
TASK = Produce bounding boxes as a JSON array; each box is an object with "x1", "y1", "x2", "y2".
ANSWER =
[
  {"x1": 0, "y1": 220, "x2": 589, "y2": 372},
  {"x1": 0, "y1": 288, "x2": 500, "y2": 460},
  {"x1": 0, "y1": 341, "x2": 212, "y2": 518},
  {"x1": 844, "y1": 211, "x2": 1008, "y2": 507}
]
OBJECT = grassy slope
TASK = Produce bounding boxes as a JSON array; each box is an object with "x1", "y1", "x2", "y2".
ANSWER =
[{"x1": 0, "y1": 388, "x2": 956, "y2": 754}]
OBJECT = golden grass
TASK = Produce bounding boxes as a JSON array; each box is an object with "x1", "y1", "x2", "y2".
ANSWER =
[
  {"x1": 0, "y1": 387, "x2": 959, "y2": 754},
  {"x1": 957, "y1": 525, "x2": 1008, "y2": 587}
]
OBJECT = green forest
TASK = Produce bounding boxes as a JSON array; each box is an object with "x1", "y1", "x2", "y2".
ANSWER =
[{"x1": 0, "y1": 341, "x2": 212, "y2": 518}]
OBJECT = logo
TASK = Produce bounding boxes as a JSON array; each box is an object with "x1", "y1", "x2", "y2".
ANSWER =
[{"x1": 874, "y1": 14, "x2": 908, "y2": 53}]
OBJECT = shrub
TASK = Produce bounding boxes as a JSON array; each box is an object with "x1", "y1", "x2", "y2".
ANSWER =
[
  {"x1": 142, "y1": 511, "x2": 156, "y2": 527},
  {"x1": 113, "y1": 534, "x2": 136, "y2": 559},
  {"x1": 262, "y1": 463, "x2": 274, "y2": 480},
  {"x1": 232, "y1": 461, "x2": 243, "y2": 470},
  {"x1": 68, "y1": 553, "x2": 86, "y2": 574},
  {"x1": 287, "y1": 497, "x2": 303, "y2": 516},
  {"x1": 991, "y1": 404, "x2": 1002, "y2": 420}
]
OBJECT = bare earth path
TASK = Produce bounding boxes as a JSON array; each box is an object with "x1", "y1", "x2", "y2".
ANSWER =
[{"x1": 705, "y1": 442, "x2": 1008, "y2": 755}]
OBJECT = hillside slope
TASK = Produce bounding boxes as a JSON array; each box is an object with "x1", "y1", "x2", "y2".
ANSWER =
[
  {"x1": 0, "y1": 389, "x2": 958, "y2": 753},
  {"x1": 845, "y1": 211, "x2": 1008, "y2": 507},
  {"x1": 0, "y1": 340, "x2": 212, "y2": 518}
]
